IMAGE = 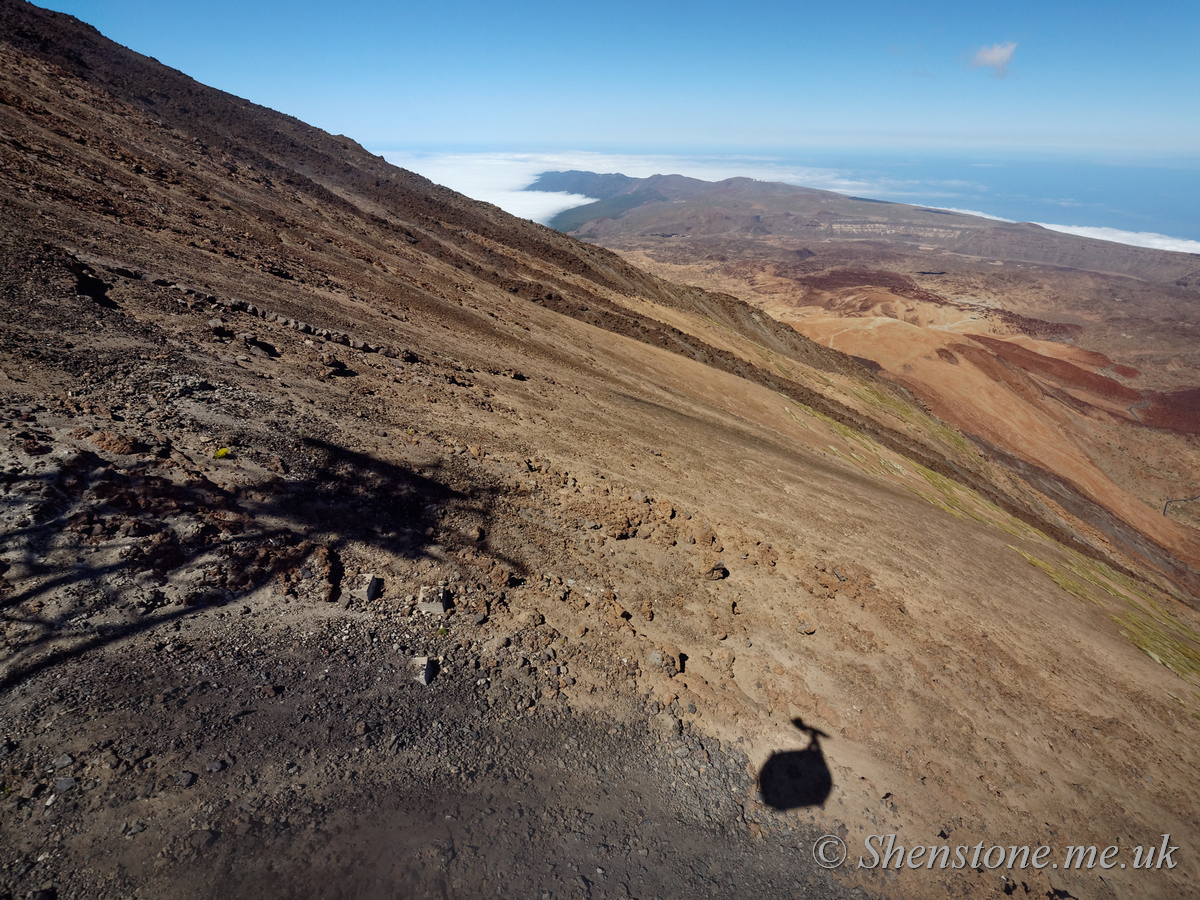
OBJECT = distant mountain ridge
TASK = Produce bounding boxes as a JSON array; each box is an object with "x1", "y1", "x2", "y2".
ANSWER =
[
  {"x1": 525, "y1": 170, "x2": 640, "y2": 200},
  {"x1": 530, "y1": 169, "x2": 1200, "y2": 287}
]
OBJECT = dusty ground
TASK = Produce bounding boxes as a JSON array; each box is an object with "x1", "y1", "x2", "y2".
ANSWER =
[
  {"x1": 607, "y1": 237, "x2": 1200, "y2": 567},
  {"x1": 2, "y1": 4, "x2": 1200, "y2": 899}
]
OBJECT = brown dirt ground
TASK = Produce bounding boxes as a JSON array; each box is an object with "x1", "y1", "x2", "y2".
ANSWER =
[{"x1": 2, "y1": 5, "x2": 1200, "y2": 899}]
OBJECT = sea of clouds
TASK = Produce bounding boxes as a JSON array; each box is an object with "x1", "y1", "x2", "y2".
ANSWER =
[
  {"x1": 381, "y1": 150, "x2": 877, "y2": 222},
  {"x1": 379, "y1": 150, "x2": 1200, "y2": 254},
  {"x1": 1030, "y1": 223, "x2": 1200, "y2": 253},
  {"x1": 928, "y1": 207, "x2": 1200, "y2": 253}
]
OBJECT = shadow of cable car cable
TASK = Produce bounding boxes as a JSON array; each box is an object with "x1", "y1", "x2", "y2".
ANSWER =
[{"x1": 758, "y1": 718, "x2": 833, "y2": 810}]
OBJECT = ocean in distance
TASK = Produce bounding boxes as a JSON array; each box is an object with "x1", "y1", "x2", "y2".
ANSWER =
[{"x1": 379, "y1": 147, "x2": 1200, "y2": 253}]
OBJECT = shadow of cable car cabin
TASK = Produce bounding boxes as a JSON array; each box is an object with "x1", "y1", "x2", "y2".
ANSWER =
[{"x1": 758, "y1": 718, "x2": 833, "y2": 810}]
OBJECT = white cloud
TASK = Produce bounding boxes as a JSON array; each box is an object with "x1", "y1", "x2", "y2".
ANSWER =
[
  {"x1": 971, "y1": 42, "x2": 1017, "y2": 78},
  {"x1": 379, "y1": 150, "x2": 879, "y2": 222},
  {"x1": 1034, "y1": 223, "x2": 1200, "y2": 254},
  {"x1": 926, "y1": 207, "x2": 1014, "y2": 221},
  {"x1": 481, "y1": 190, "x2": 600, "y2": 223},
  {"x1": 380, "y1": 151, "x2": 597, "y2": 222},
  {"x1": 377, "y1": 150, "x2": 1200, "y2": 254}
]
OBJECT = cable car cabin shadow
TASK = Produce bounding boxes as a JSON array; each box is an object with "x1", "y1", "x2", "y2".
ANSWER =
[{"x1": 758, "y1": 718, "x2": 833, "y2": 810}]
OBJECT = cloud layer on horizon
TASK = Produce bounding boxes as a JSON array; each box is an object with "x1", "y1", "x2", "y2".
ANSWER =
[
  {"x1": 1034, "y1": 223, "x2": 1200, "y2": 254},
  {"x1": 382, "y1": 150, "x2": 928, "y2": 224},
  {"x1": 929, "y1": 207, "x2": 1014, "y2": 221},
  {"x1": 379, "y1": 150, "x2": 1200, "y2": 253}
]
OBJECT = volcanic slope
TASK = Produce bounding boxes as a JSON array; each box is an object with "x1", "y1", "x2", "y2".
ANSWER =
[
  {"x1": 544, "y1": 171, "x2": 1200, "y2": 588},
  {"x1": 2, "y1": 4, "x2": 1200, "y2": 899}
]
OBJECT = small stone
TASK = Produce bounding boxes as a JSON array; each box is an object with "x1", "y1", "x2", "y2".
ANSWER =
[
  {"x1": 53, "y1": 776, "x2": 76, "y2": 794},
  {"x1": 651, "y1": 711, "x2": 682, "y2": 739},
  {"x1": 413, "y1": 656, "x2": 435, "y2": 686},
  {"x1": 798, "y1": 621, "x2": 817, "y2": 635},
  {"x1": 350, "y1": 574, "x2": 382, "y2": 605},
  {"x1": 705, "y1": 561, "x2": 729, "y2": 581},
  {"x1": 416, "y1": 585, "x2": 449, "y2": 615},
  {"x1": 174, "y1": 771, "x2": 197, "y2": 788},
  {"x1": 205, "y1": 760, "x2": 225, "y2": 773},
  {"x1": 473, "y1": 613, "x2": 487, "y2": 625},
  {"x1": 190, "y1": 829, "x2": 216, "y2": 850},
  {"x1": 52, "y1": 753, "x2": 74, "y2": 770},
  {"x1": 88, "y1": 431, "x2": 143, "y2": 455}
]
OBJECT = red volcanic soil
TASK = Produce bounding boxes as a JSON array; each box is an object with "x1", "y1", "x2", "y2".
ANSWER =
[
  {"x1": 967, "y1": 333, "x2": 1142, "y2": 403},
  {"x1": 1143, "y1": 387, "x2": 1200, "y2": 434},
  {"x1": 1112, "y1": 364, "x2": 1142, "y2": 378},
  {"x1": 1065, "y1": 347, "x2": 1119, "y2": 368},
  {"x1": 796, "y1": 268, "x2": 947, "y2": 304}
]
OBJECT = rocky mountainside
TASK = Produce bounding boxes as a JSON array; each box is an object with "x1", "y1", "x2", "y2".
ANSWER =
[
  {"x1": 545, "y1": 170, "x2": 1200, "y2": 596},
  {"x1": 2, "y1": 3, "x2": 1199, "y2": 899}
]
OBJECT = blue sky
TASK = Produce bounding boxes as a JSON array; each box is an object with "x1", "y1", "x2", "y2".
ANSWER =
[
  {"x1": 33, "y1": 1, "x2": 1200, "y2": 248},
  {"x1": 37, "y1": 0, "x2": 1200, "y2": 153}
]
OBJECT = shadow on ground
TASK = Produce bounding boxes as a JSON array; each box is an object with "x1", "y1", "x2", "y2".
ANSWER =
[
  {"x1": 0, "y1": 434, "x2": 523, "y2": 691},
  {"x1": 758, "y1": 718, "x2": 833, "y2": 810}
]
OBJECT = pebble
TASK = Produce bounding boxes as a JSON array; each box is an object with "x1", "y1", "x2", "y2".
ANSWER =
[
  {"x1": 651, "y1": 711, "x2": 682, "y2": 738},
  {"x1": 417, "y1": 585, "x2": 449, "y2": 615},
  {"x1": 706, "y1": 561, "x2": 729, "y2": 580},
  {"x1": 413, "y1": 656, "x2": 435, "y2": 686},
  {"x1": 190, "y1": 829, "x2": 216, "y2": 850},
  {"x1": 174, "y1": 771, "x2": 197, "y2": 788}
]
